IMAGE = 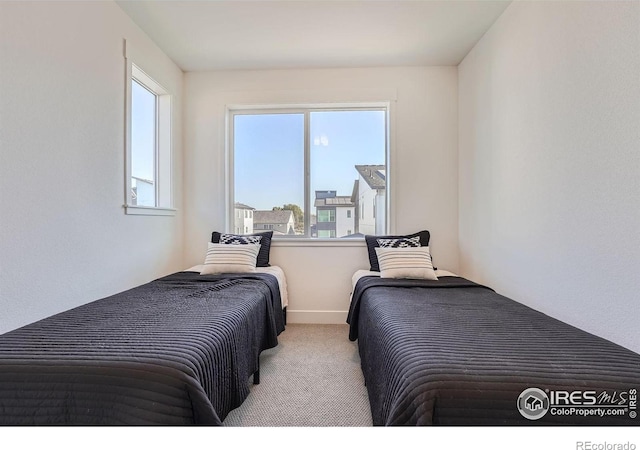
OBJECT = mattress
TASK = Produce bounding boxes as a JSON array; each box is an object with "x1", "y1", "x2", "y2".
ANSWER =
[
  {"x1": 348, "y1": 275, "x2": 640, "y2": 426},
  {"x1": 0, "y1": 271, "x2": 284, "y2": 425}
]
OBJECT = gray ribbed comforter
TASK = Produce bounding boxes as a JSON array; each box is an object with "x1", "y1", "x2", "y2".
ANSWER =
[
  {"x1": 347, "y1": 276, "x2": 640, "y2": 426},
  {"x1": 0, "y1": 271, "x2": 284, "y2": 425}
]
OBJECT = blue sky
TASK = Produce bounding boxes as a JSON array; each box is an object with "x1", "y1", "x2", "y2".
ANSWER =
[
  {"x1": 234, "y1": 110, "x2": 386, "y2": 212},
  {"x1": 130, "y1": 80, "x2": 156, "y2": 182}
]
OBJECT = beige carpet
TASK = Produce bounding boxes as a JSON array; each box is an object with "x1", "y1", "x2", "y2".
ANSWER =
[{"x1": 222, "y1": 323, "x2": 373, "y2": 426}]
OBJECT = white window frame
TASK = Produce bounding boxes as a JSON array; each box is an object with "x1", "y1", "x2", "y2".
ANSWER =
[
  {"x1": 227, "y1": 103, "x2": 390, "y2": 241},
  {"x1": 124, "y1": 43, "x2": 175, "y2": 216}
]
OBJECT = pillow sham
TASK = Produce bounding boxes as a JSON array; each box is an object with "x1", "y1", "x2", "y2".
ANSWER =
[
  {"x1": 365, "y1": 230, "x2": 430, "y2": 272},
  {"x1": 211, "y1": 231, "x2": 273, "y2": 267},
  {"x1": 376, "y1": 235, "x2": 421, "y2": 248},
  {"x1": 374, "y1": 246, "x2": 438, "y2": 280},
  {"x1": 220, "y1": 234, "x2": 262, "y2": 245},
  {"x1": 200, "y1": 242, "x2": 260, "y2": 275}
]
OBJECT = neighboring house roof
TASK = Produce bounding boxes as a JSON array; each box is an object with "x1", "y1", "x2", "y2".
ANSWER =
[
  {"x1": 341, "y1": 232, "x2": 365, "y2": 239},
  {"x1": 132, "y1": 176, "x2": 154, "y2": 185},
  {"x1": 314, "y1": 190, "x2": 355, "y2": 207},
  {"x1": 314, "y1": 195, "x2": 354, "y2": 207},
  {"x1": 253, "y1": 210, "x2": 294, "y2": 224},
  {"x1": 325, "y1": 196, "x2": 354, "y2": 206},
  {"x1": 355, "y1": 164, "x2": 386, "y2": 190},
  {"x1": 234, "y1": 202, "x2": 255, "y2": 210}
]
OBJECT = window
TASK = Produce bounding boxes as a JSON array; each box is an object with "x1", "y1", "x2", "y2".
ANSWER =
[
  {"x1": 230, "y1": 106, "x2": 388, "y2": 238},
  {"x1": 318, "y1": 209, "x2": 335, "y2": 223},
  {"x1": 124, "y1": 58, "x2": 173, "y2": 215}
]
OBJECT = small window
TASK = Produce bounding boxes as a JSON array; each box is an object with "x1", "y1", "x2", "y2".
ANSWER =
[
  {"x1": 318, "y1": 209, "x2": 336, "y2": 223},
  {"x1": 124, "y1": 59, "x2": 173, "y2": 215},
  {"x1": 347, "y1": 210, "x2": 352, "y2": 219}
]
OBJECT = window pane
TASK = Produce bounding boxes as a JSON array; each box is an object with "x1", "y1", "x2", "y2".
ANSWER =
[
  {"x1": 131, "y1": 79, "x2": 156, "y2": 207},
  {"x1": 310, "y1": 110, "x2": 386, "y2": 238},
  {"x1": 317, "y1": 230, "x2": 336, "y2": 238},
  {"x1": 317, "y1": 209, "x2": 335, "y2": 222},
  {"x1": 234, "y1": 114, "x2": 304, "y2": 236}
]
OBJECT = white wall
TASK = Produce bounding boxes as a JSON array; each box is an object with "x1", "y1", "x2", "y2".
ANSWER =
[
  {"x1": 357, "y1": 181, "x2": 377, "y2": 236},
  {"x1": 375, "y1": 192, "x2": 386, "y2": 236},
  {"x1": 0, "y1": 1, "x2": 184, "y2": 334},
  {"x1": 335, "y1": 206, "x2": 355, "y2": 238},
  {"x1": 459, "y1": 1, "x2": 640, "y2": 352},
  {"x1": 184, "y1": 67, "x2": 459, "y2": 323}
]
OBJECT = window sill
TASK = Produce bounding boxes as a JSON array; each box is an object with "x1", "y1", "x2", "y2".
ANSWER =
[
  {"x1": 271, "y1": 238, "x2": 366, "y2": 248},
  {"x1": 124, "y1": 205, "x2": 177, "y2": 216}
]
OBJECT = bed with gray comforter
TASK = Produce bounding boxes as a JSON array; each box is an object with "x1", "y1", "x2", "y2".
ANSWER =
[
  {"x1": 0, "y1": 271, "x2": 284, "y2": 425},
  {"x1": 347, "y1": 275, "x2": 640, "y2": 426}
]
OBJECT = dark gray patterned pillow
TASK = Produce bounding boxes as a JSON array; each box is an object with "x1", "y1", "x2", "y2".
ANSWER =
[
  {"x1": 376, "y1": 236, "x2": 421, "y2": 248},
  {"x1": 220, "y1": 234, "x2": 262, "y2": 245},
  {"x1": 365, "y1": 230, "x2": 430, "y2": 272},
  {"x1": 211, "y1": 231, "x2": 273, "y2": 267}
]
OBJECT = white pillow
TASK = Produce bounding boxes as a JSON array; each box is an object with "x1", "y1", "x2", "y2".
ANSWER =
[
  {"x1": 200, "y1": 243, "x2": 260, "y2": 275},
  {"x1": 374, "y1": 246, "x2": 438, "y2": 280}
]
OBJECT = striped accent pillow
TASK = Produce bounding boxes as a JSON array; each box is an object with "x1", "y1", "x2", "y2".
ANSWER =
[
  {"x1": 211, "y1": 231, "x2": 273, "y2": 267},
  {"x1": 200, "y1": 243, "x2": 260, "y2": 275},
  {"x1": 374, "y1": 246, "x2": 438, "y2": 280},
  {"x1": 365, "y1": 231, "x2": 430, "y2": 272}
]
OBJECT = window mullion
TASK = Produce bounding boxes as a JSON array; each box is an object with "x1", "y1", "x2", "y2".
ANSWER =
[
  {"x1": 154, "y1": 93, "x2": 160, "y2": 207},
  {"x1": 303, "y1": 111, "x2": 310, "y2": 238}
]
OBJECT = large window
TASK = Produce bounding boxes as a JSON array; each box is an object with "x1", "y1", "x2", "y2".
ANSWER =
[
  {"x1": 230, "y1": 106, "x2": 388, "y2": 238},
  {"x1": 124, "y1": 61, "x2": 173, "y2": 215}
]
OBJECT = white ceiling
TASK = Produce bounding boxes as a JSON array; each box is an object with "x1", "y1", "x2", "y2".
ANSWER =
[{"x1": 116, "y1": 0, "x2": 511, "y2": 72}]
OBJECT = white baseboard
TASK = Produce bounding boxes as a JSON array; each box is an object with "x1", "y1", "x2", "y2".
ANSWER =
[{"x1": 286, "y1": 310, "x2": 349, "y2": 324}]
